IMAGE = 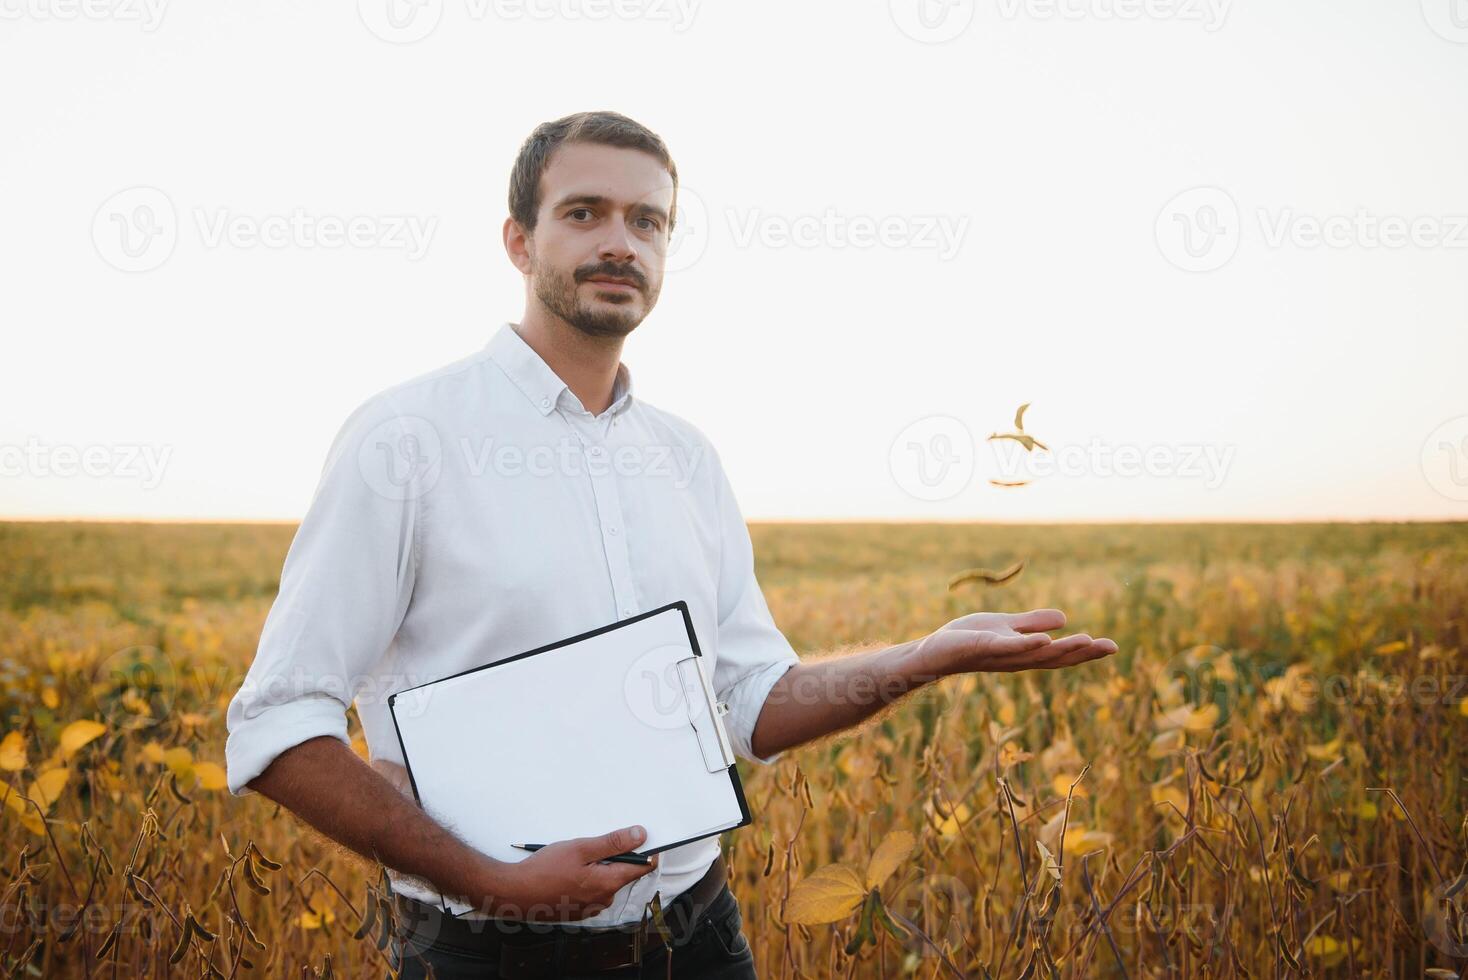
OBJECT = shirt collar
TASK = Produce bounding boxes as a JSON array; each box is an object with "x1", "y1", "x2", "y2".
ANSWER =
[{"x1": 485, "y1": 321, "x2": 634, "y2": 418}]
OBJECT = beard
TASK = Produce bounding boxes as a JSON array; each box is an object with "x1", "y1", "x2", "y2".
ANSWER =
[{"x1": 532, "y1": 258, "x2": 657, "y2": 339}]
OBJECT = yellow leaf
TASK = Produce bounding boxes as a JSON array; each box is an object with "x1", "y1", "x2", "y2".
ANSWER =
[
  {"x1": 1063, "y1": 824, "x2": 1114, "y2": 853},
  {"x1": 29, "y1": 768, "x2": 71, "y2": 810},
  {"x1": 1373, "y1": 640, "x2": 1408, "y2": 656},
  {"x1": 0, "y1": 732, "x2": 26, "y2": 772},
  {"x1": 193, "y1": 762, "x2": 228, "y2": 792},
  {"x1": 1355, "y1": 801, "x2": 1378, "y2": 820},
  {"x1": 784, "y1": 863, "x2": 867, "y2": 924},
  {"x1": 162, "y1": 747, "x2": 193, "y2": 777},
  {"x1": 298, "y1": 908, "x2": 336, "y2": 929},
  {"x1": 2, "y1": 785, "x2": 47, "y2": 836},
  {"x1": 1184, "y1": 704, "x2": 1220, "y2": 731},
  {"x1": 140, "y1": 741, "x2": 165, "y2": 765},
  {"x1": 1459, "y1": 698, "x2": 1468, "y2": 718},
  {"x1": 1148, "y1": 729, "x2": 1185, "y2": 758},
  {"x1": 1154, "y1": 703, "x2": 1219, "y2": 733},
  {"x1": 1304, "y1": 935, "x2": 1357, "y2": 968},
  {"x1": 1151, "y1": 785, "x2": 1188, "y2": 816},
  {"x1": 1305, "y1": 735, "x2": 1343, "y2": 761},
  {"x1": 929, "y1": 801, "x2": 971, "y2": 837},
  {"x1": 59, "y1": 720, "x2": 106, "y2": 759},
  {"x1": 121, "y1": 691, "x2": 151, "y2": 718},
  {"x1": 2, "y1": 783, "x2": 28, "y2": 817},
  {"x1": 1325, "y1": 870, "x2": 1351, "y2": 892},
  {"x1": 999, "y1": 741, "x2": 1032, "y2": 769},
  {"x1": 41, "y1": 687, "x2": 59, "y2": 709},
  {"x1": 864, "y1": 830, "x2": 915, "y2": 890},
  {"x1": 1051, "y1": 774, "x2": 1088, "y2": 799}
]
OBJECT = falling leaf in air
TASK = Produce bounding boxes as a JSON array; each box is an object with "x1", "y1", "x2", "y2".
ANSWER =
[
  {"x1": 948, "y1": 559, "x2": 1026, "y2": 591},
  {"x1": 987, "y1": 402, "x2": 1049, "y2": 452},
  {"x1": 988, "y1": 479, "x2": 1031, "y2": 488}
]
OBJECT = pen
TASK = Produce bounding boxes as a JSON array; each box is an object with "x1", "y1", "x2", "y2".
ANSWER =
[{"x1": 510, "y1": 843, "x2": 652, "y2": 866}]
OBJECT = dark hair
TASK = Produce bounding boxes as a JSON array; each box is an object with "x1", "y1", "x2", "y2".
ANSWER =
[{"x1": 508, "y1": 110, "x2": 678, "y2": 234}]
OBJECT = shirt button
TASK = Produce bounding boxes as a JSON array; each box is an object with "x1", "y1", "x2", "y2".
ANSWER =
[
  {"x1": 608, "y1": 526, "x2": 619, "y2": 535},
  {"x1": 622, "y1": 606, "x2": 632, "y2": 616},
  {"x1": 539, "y1": 396, "x2": 550, "y2": 408},
  {"x1": 590, "y1": 446, "x2": 604, "y2": 456}
]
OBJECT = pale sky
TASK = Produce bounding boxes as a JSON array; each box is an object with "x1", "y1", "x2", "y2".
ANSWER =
[{"x1": 3, "y1": 0, "x2": 1466, "y2": 522}]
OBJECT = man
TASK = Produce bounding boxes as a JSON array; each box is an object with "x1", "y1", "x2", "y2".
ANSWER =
[{"x1": 224, "y1": 110, "x2": 1117, "y2": 979}]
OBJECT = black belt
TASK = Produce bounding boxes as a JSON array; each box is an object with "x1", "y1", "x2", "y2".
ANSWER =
[{"x1": 393, "y1": 853, "x2": 730, "y2": 978}]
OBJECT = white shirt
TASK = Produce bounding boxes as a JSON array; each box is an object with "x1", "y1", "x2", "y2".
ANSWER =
[{"x1": 224, "y1": 321, "x2": 800, "y2": 925}]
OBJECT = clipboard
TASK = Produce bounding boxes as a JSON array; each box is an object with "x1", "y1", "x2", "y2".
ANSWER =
[{"x1": 385, "y1": 600, "x2": 753, "y2": 874}]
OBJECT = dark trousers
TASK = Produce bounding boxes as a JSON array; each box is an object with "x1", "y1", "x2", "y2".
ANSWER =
[{"x1": 387, "y1": 882, "x2": 757, "y2": 979}]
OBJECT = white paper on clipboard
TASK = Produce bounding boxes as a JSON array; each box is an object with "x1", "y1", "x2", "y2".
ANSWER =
[{"x1": 387, "y1": 601, "x2": 751, "y2": 885}]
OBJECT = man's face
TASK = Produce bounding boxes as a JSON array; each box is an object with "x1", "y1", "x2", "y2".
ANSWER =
[{"x1": 524, "y1": 142, "x2": 673, "y2": 339}]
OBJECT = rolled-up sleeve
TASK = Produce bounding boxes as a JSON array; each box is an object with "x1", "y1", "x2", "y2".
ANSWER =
[
  {"x1": 225, "y1": 392, "x2": 425, "y2": 796},
  {"x1": 706, "y1": 444, "x2": 800, "y2": 766}
]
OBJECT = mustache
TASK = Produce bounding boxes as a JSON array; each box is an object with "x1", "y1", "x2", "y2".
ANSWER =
[{"x1": 577, "y1": 265, "x2": 646, "y2": 289}]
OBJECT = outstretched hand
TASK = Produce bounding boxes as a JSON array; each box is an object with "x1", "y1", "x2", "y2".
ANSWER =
[{"x1": 909, "y1": 608, "x2": 1117, "y2": 679}]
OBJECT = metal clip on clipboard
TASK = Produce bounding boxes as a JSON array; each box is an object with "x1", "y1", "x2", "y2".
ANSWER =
[{"x1": 674, "y1": 653, "x2": 735, "y2": 772}]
